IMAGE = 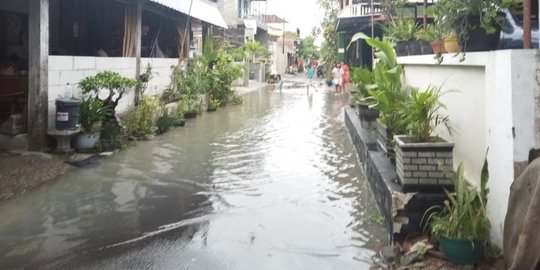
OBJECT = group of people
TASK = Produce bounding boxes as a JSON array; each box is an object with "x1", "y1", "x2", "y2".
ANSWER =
[{"x1": 331, "y1": 61, "x2": 349, "y2": 93}]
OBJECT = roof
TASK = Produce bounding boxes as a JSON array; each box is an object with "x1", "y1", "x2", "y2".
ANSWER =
[
  {"x1": 148, "y1": 0, "x2": 228, "y2": 28},
  {"x1": 264, "y1": 15, "x2": 288, "y2": 24}
]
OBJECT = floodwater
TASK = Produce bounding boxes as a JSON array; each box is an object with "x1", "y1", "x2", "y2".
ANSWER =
[{"x1": 0, "y1": 77, "x2": 387, "y2": 269}]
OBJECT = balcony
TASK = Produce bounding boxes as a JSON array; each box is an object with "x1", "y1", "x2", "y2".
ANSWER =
[{"x1": 339, "y1": 3, "x2": 383, "y2": 18}]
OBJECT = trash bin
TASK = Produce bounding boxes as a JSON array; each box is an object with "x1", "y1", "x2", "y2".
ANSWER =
[{"x1": 55, "y1": 98, "x2": 81, "y2": 130}]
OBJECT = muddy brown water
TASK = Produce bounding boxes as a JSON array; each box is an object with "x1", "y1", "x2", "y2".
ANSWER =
[{"x1": 0, "y1": 81, "x2": 387, "y2": 269}]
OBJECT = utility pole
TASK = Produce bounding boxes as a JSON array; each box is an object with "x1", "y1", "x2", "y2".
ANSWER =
[{"x1": 282, "y1": 18, "x2": 285, "y2": 53}]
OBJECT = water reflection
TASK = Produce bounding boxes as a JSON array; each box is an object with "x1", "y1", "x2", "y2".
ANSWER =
[{"x1": 0, "y1": 82, "x2": 386, "y2": 269}]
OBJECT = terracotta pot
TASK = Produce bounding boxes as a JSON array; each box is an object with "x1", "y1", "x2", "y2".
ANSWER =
[
  {"x1": 443, "y1": 36, "x2": 460, "y2": 53},
  {"x1": 430, "y1": 40, "x2": 447, "y2": 54}
]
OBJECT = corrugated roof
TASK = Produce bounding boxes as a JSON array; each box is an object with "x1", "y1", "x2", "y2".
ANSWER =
[{"x1": 149, "y1": 0, "x2": 228, "y2": 29}]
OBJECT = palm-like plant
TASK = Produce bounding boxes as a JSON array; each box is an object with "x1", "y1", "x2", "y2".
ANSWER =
[
  {"x1": 401, "y1": 86, "x2": 449, "y2": 142},
  {"x1": 383, "y1": 16, "x2": 418, "y2": 42}
]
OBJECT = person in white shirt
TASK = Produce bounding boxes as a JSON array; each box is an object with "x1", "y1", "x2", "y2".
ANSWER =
[{"x1": 331, "y1": 63, "x2": 343, "y2": 93}]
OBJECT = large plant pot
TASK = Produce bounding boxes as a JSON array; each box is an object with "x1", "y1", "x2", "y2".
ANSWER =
[
  {"x1": 73, "y1": 132, "x2": 100, "y2": 150},
  {"x1": 406, "y1": 40, "x2": 422, "y2": 56},
  {"x1": 438, "y1": 236, "x2": 483, "y2": 265},
  {"x1": 394, "y1": 135, "x2": 454, "y2": 192},
  {"x1": 419, "y1": 40, "x2": 434, "y2": 55},
  {"x1": 444, "y1": 37, "x2": 460, "y2": 53},
  {"x1": 357, "y1": 103, "x2": 379, "y2": 122},
  {"x1": 395, "y1": 41, "x2": 408, "y2": 56},
  {"x1": 460, "y1": 14, "x2": 502, "y2": 52},
  {"x1": 431, "y1": 40, "x2": 447, "y2": 54},
  {"x1": 184, "y1": 111, "x2": 197, "y2": 119}
]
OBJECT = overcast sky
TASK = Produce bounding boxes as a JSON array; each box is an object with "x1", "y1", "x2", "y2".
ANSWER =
[{"x1": 265, "y1": 0, "x2": 325, "y2": 39}]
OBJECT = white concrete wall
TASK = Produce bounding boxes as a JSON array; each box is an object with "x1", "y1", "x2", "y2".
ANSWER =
[
  {"x1": 398, "y1": 50, "x2": 540, "y2": 247},
  {"x1": 48, "y1": 56, "x2": 178, "y2": 128}
]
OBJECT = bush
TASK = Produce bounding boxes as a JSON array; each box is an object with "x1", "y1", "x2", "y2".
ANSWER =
[
  {"x1": 122, "y1": 95, "x2": 160, "y2": 138},
  {"x1": 156, "y1": 108, "x2": 175, "y2": 134},
  {"x1": 231, "y1": 94, "x2": 244, "y2": 105}
]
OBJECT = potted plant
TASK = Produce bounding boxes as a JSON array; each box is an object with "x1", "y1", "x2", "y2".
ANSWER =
[
  {"x1": 416, "y1": 23, "x2": 447, "y2": 55},
  {"x1": 349, "y1": 67, "x2": 379, "y2": 122},
  {"x1": 73, "y1": 97, "x2": 108, "y2": 150},
  {"x1": 394, "y1": 86, "x2": 453, "y2": 192},
  {"x1": 426, "y1": 156, "x2": 490, "y2": 264},
  {"x1": 384, "y1": 17, "x2": 417, "y2": 56},
  {"x1": 207, "y1": 98, "x2": 221, "y2": 112},
  {"x1": 349, "y1": 33, "x2": 409, "y2": 158},
  {"x1": 433, "y1": 0, "x2": 507, "y2": 52}
]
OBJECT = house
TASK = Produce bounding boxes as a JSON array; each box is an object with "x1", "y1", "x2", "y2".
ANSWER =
[
  {"x1": 0, "y1": 0, "x2": 228, "y2": 150},
  {"x1": 266, "y1": 15, "x2": 299, "y2": 74},
  {"x1": 217, "y1": 0, "x2": 268, "y2": 46},
  {"x1": 336, "y1": 0, "x2": 431, "y2": 67}
]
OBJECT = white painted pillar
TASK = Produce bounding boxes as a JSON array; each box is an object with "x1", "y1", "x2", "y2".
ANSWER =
[{"x1": 28, "y1": 0, "x2": 49, "y2": 150}]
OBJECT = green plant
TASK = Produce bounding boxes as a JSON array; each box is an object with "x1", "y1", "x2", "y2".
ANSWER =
[
  {"x1": 383, "y1": 17, "x2": 418, "y2": 42},
  {"x1": 243, "y1": 40, "x2": 265, "y2": 63},
  {"x1": 416, "y1": 23, "x2": 446, "y2": 43},
  {"x1": 208, "y1": 99, "x2": 221, "y2": 110},
  {"x1": 348, "y1": 33, "x2": 409, "y2": 135},
  {"x1": 79, "y1": 97, "x2": 108, "y2": 133},
  {"x1": 156, "y1": 108, "x2": 175, "y2": 134},
  {"x1": 79, "y1": 71, "x2": 137, "y2": 122},
  {"x1": 349, "y1": 67, "x2": 373, "y2": 98},
  {"x1": 122, "y1": 95, "x2": 160, "y2": 138},
  {"x1": 400, "y1": 86, "x2": 450, "y2": 142},
  {"x1": 426, "y1": 153, "x2": 491, "y2": 243}
]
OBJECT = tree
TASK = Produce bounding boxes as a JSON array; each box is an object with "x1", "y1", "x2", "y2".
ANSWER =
[
  {"x1": 317, "y1": 0, "x2": 339, "y2": 76},
  {"x1": 297, "y1": 36, "x2": 320, "y2": 62}
]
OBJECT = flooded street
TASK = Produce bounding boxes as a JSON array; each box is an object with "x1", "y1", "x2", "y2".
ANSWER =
[{"x1": 0, "y1": 78, "x2": 387, "y2": 269}]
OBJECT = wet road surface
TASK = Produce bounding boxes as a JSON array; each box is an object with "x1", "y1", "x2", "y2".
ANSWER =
[{"x1": 0, "y1": 77, "x2": 387, "y2": 269}]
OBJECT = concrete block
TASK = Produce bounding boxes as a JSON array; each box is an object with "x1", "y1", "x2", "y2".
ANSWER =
[
  {"x1": 427, "y1": 158, "x2": 444, "y2": 165},
  {"x1": 438, "y1": 178, "x2": 453, "y2": 185},
  {"x1": 48, "y1": 70, "x2": 61, "y2": 87},
  {"x1": 418, "y1": 152, "x2": 435, "y2": 158},
  {"x1": 49, "y1": 56, "x2": 73, "y2": 71},
  {"x1": 403, "y1": 177, "x2": 419, "y2": 185},
  {"x1": 402, "y1": 158, "x2": 411, "y2": 164},
  {"x1": 404, "y1": 171, "x2": 412, "y2": 178},
  {"x1": 95, "y1": 57, "x2": 115, "y2": 69},
  {"x1": 48, "y1": 86, "x2": 66, "y2": 101},
  {"x1": 59, "y1": 70, "x2": 86, "y2": 86},
  {"x1": 116, "y1": 58, "x2": 136, "y2": 69},
  {"x1": 445, "y1": 158, "x2": 453, "y2": 165},
  {"x1": 413, "y1": 171, "x2": 428, "y2": 178},
  {"x1": 412, "y1": 158, "x2": 427, "y2": 164},
  {"x1": 73, "y1": 56, "x2": 96, "y2": 70}
]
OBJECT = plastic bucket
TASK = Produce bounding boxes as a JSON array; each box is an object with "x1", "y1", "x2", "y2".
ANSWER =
[{"x1": 55, "y1": 98, "x2": 81, "y2": 130}]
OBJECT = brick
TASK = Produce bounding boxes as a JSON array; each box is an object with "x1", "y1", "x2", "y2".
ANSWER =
[
  {"x1": 403, "y1": 177, "x2": 419, "y2": 185},
  {"x1": 438, "y1": 178, "x2": 453, "y2": 185},
  {"x1": 412, "y1": 158, "x2": 427, "y2": 164},
  {"x1": 418, "y1": 152, "x2": 435, "y2": 158},
  {"x1": 436, "y1": 152, "x2": 453, "y2": 158},
  {"x1": 404, "y1": 171, "x2": 412, "y2": 177},
  {"x1": 427, "y1": 158, "x2": 443, "y2": 165},
  {"x1": 404, "y1": 165, "x2": 418, "y2": 171},
  {"x1": 413, "y1": 171, "x2": 428, "y2": 178},
  {"x1": 402, "y1": 151, "x2": 417, "y2": 158},
  {"x1": 419, "y1": 178, "x2": 438, "y2": 185},
  {"x1": 445, "y1": 158, "x2": 453, "y2": 165},
  {"x1": 402, "y1": 158, "x2": 411, "y2": 164},
  {"x1": 419, "y1": 165, "x2": 436, "y2": 171},
  {"x1": 429, "y1": 171, "x2": 445, "y2": 178}
]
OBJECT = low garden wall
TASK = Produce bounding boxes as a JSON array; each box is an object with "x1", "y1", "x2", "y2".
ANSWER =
[
  {"x1": 398, "y1": 49, "x2": 540, "y2": 247},
  {"x1": 47, "y1": 56, "x2": 178, "y2": 128}
]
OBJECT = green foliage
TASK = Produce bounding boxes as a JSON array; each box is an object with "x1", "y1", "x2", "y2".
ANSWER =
[
  {"x1": 349, "y1": 33, "x2": 408, "y2": 135},
  {"x1": 209, "y1": 49, "x2": 243, "y2": 104},
  {"x1": 79, "y1": 71, "x2": 137, "y2": 121},
  {"x1": 383, "y1": 17, "x2": 418, "y2": 42},
  {"x1": 427, "y1": 154, "x2": 491, "y2": 243},
  {"x1": 156, "y1": 107, "x2": 175, "y2": 135},
  {"x1": 317, "y1": 0, "x2": 339, "y2": 74},
  {"x1": 208, "y1": 99, "x2": 221, "y2": 110},
  {"x1": 400, "y1": 87, "x2": 449, "y2": 142},
  {"x1": 349, "y1": 67, "x2": 373, "y2": 98},
  {"x1": 416, "y1": 22, "x2": 446, "y2": 43},
  {"x1": 122, "y1": 95, "x2": 160, "y2": 138},
  {"x1": 79, "y1": 97, "x2": 109, "y2": 133},
  {"x1": 178, "y1": 95, "x2": 203, "y2": 115},
  {"x1": 138, "y1": 64, "x2": 153, "y2": 96},
  {"x1": 243, "y1": 40, "x2": 265, "y2": 62},
  {"x1": 297, "y1": 36, "x2": 320, "y2": 61}
]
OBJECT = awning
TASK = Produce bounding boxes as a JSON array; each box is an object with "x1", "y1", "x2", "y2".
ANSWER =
[{"x1": 148, "y1": 0, "x2": 228, "y2": 29}]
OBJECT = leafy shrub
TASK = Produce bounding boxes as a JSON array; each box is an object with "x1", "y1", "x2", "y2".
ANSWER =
[
  {"x1": 79, "y1": 97, "x2": 109, "y2": 133},
  {"x1": 122, "y1": 95, "x2": 160, "y2": 138},
  {"x1": 231, "y1": 94, "x2": 244, "y2": 105},
  {"x1": 156, "y1": 108, "x2": 175, "y2": 134}
]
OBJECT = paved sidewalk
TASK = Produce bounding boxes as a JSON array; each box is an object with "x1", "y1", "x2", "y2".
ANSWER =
[{"x1": 234, "y1": 80, "x2": 269, "y2": 95}]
